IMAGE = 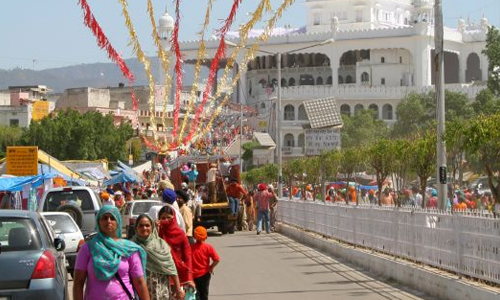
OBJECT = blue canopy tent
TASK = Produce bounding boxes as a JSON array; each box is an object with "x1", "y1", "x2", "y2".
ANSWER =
[
  {"x1": 0, "y1": 174, "x2": 56, "y2": 192},
  {"x1": 103, "y1": 172, "x2": 138, "y2": 186},
  {"x1": 38, "y1": 164, "x2": 87, "y2": 186}
]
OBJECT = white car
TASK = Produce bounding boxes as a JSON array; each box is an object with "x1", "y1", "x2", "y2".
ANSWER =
[
  {"x1": 42, "y1": 212, "x2": 84, "y2": 274},
  {"x1": 122, "y1": 200, "x2": 162, "y2": 238}
]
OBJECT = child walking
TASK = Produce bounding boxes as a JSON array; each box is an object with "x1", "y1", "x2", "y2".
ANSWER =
[{"x1": 191, "y1": 226, "x2": 220, "y2": 300}]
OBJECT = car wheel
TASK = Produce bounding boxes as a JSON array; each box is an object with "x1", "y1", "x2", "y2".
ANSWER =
[{"x1": 56, "y1": 204, "x2": 84, "y2": 228}]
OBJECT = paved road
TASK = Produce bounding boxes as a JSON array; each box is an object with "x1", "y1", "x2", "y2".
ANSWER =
[
  {"x1": 69, "y1": 231, "x2": 435, "y2": 300},
  {"x1": 208, "y1": 231, "x2": 434, "y2": 300}
]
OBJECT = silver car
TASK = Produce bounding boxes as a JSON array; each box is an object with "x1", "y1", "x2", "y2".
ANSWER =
[
  {"x1": 122, "y1": 200, "x2": 161, "y2": 238},
  {"x1": 0, "y1": 210, "x2": 68, "y2": 300}
]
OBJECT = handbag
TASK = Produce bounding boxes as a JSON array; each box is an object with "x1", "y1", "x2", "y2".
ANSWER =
[{"x1": 115, "y1": 273, "x2": 137, "y2": 300}]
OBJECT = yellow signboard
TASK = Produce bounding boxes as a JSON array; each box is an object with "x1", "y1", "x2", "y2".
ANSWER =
[
  {"x1": 6, "y1": 146, "x2": 39, "y2": 176},
  {"x1": 258, "y1": 121, "x2": 268, "y2": 128},
  {"x1": 32, "y1": 101, "x2": 50, "y2": 121}
]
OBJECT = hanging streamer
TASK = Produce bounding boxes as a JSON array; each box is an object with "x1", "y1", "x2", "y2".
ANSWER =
[
  {"x1": 186, "y1": 0, "x2": 271, "y2": 144},
  {"x1": 177, "y1": 0, "x2": 215, "y2": 144},
  {"x1": 198, "y1": 0, "x2": 297, "y2": 138},
  {"x1": 147, "y1": 0, "x2": 173, "y2": 143},
  {"x1": 171, "y1": 0, "x2": 183, "y2": 139},
  {"x1": 77, "y1": 0, "x2": 138, "y2": 110},
  {"x1": 118, "y1": 0, "x2": 158, "y2": 143},
  {"x1": 184, "y1": 0, "x2": 244, "y2": 144}
]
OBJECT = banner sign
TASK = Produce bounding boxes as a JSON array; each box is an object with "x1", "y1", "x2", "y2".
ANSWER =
[{"x1": 305, "y1": 127, "x2": 341, "y2": 156}]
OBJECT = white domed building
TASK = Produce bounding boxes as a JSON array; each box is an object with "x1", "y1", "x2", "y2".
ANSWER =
[{"x1": 178, "y1": 0, "x2": 489, "y2": 159}]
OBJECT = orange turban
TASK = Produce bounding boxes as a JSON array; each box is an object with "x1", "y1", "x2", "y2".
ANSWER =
[
  {"x1": 194, "y1": 226, "x2": 207, "y2": 241},
  {"x1": 101, "y1": 192, "x2": 110, "y2": 200}
]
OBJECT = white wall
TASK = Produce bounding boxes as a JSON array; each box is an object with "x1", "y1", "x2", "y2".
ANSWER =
[{"x1": 0, "y1": 105, "x2": 31, "y2": 128}]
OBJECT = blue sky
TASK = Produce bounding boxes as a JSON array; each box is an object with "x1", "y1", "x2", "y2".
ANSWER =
[{"x1": 0, "y1": 0, "x2": 499, "y2": 70}]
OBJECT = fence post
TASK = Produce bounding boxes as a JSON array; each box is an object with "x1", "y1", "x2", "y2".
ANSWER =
[
  {"x1": 394, "y1": 207, "x2": 399, "y2": 259},
  {"x1": 456, "y1": 213, "x2": 463, "y2": 279}
]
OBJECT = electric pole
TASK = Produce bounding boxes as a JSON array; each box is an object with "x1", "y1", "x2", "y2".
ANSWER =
[{"x1": 435, "y1": 0, "x2": 447, "y2": 210}]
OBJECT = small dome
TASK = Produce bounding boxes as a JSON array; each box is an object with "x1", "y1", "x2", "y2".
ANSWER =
[{"x1": 159, "y1": 12, "x2": 174, "y2": 32}]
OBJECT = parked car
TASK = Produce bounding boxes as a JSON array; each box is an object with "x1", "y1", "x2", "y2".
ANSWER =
[
  {"x1": 122, "y1": 200, "x2": 161, "y2": 238},
  {"x1": 0, "y1": 210, "x2": 68, "y2": 300},
  {"x1": 38, "y1": 186, "x2": 102, "y2": 238},
  {"x1": 42, "y1": 212, "x2": 84, "y2": 274}
]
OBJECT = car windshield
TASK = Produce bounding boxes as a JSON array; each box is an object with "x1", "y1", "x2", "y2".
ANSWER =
[
  {"x1": 0, "y1": 217, "x2": 42, "y2": 252},
  {"x1": 43, "y1": 190, "x2": 93, "y2": 211},
  {"x1": 132, "y1": 202, "x2": 160, "y2": 215},
  {"x1": 44, "y1": 214, "x2": 79, "y2": 234}
]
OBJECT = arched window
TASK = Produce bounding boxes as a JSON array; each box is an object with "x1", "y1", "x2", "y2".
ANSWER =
[
  {"x1": 338, "y1": 76, "x2": 344, "y2": 84},
  {"x1": 271, "y1": 78, "x2": 278, "y2": 87},
  {"x1": 284, "y1": 133, "x2": 295, "y2": 147},
  {"x1": 298, "y1": 133, "x2": 305, "y2": 148},
  {"x1": 340, "y1": 104, "x2": 351, "y2": 115},
  {"x1": 288, "y1": 78, "x2": 296, "y2": 86},
  {"x1": 298, "y1": 105, "x2": 308, "y2": 120},
  {"x1": 381, "y1": 78, "x2": 386, "y2": 85},
  {"x1": 382, "y1": 104, "x2": 393, "y2": 120},
  {"x1": 369, "y1": 104, "x2": 379, "y2": 119},
  {"x1": 346, "y1": 75, "x2": 354, "y2": 84},
  {"x1": 326, "y1": 76, "x2": 333, "y2": 85},
  {"x1": 466, "y1": 53, "x2": 482, "y2": 82},
  {"x1": 284, "y1": 105, "x2": 295, "y2": 121},
  {"x1": 281, "y1": 78, "x2": 287, "y2": 87},
  {"x1": 361, "y1": 72, "x2": 369, "y2": 83},
  {"x1": 354, "y1": 104, "x2": 364, "y2": 114},
  {"x1": 381, "y1": 57, "x2": 385, "y2": 63},
  {"x1": 260, "y1": 102, "x2": 266, "y2": 109},
  {"x1": 316, "y1": 76, "x2": 323, "y2": 85}
]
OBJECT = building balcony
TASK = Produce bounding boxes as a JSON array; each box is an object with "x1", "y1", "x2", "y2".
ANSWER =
[
  {"x1": 282, "y1": 146, "x2": 304, "y2": 156},
  {"x1": 248, "y1": 83, "x2": 486, "y2": 102}
]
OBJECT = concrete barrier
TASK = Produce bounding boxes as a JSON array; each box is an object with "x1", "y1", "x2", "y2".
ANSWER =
[{"x1": 277, "y1": 223, "x2": 500, "y2": 300}]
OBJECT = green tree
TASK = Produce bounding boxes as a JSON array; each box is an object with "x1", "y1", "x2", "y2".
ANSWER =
[
  {"x1": 471, "y1": 88, "x2": 500, "y2": 115},
  {"x1": 21, "y1": 109, "x2": 133, "y2": 162},
  {"x1": 341, "y1": 109, "x2": 388, "y2": 149},
  {"x1": 0, "y1": 125, "x2": 23, "y2": 159},
  {"x1": 392, "y1": 139, "x2": 412, "y2": 193},
  {"x1": 129, "y1": 138, "x2": 143, "y2": 163},
  {"x1": 444, "y1": 119, "x2": 467, "y2": 187},
  {"x1": 366, "y1": 139, "x2": 395, "y2": 205},
  {"x1": 241, "y1": 141, "x2": 260, "y2": 171},
  {"x1": 392, "y1": 91, "x2": 473, "y2": 137},
  {"x1": 483, "y1": 26, "x2": 500, "y2": 95},
  {"x1": 462, "y1": 113, "x2": 500, "y2": 201},
  {"x1": 339, "y1": 148, "x2": 365, "y2": 203},
  {"x1": 408, "y1": 131, "x2": 437, "y2": 208}
]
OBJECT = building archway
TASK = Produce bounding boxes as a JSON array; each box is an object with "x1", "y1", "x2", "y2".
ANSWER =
[
  {"x1": 284, "y1": 105, "x2": 295, "y2": 120},
  {"x1": 281, "y1": 78, "x2": 287, "y2": 87},
  {"x1": 354, "y1": 104, "x2": 364, "y2": 114},
  {"x1": 316, "y1": 76, "x2": 323, "y2": 85},
  {"x1": 361, "y1": 72, "x2": 369, "y2": 84},
  {"x1": 346, "y1": 75, "x2": 354, "y2": 84},
  {"x1": 284, "y1": 133, "x2": 295, "y2": 147},
  {"x1": 369, "y1": 104, "x2": 379, "y2": 119},
  {"x1": 288, "y1": 78, "x2": 296, "y2": 86},
  {"x1": 431, "y1": 51, "x2": 459, "y2": 84},
  {"x1": 466, "y1": 53, "x2": 482, "y2": 82},
  {"x1": 298, "y1": 133, "x2": 305, "y2": 148},
  {"x1": 327, "y1": 76, "x2": 333, "y2": 85},
  {"x1": 298, "y1": 104, "x2": 308, "y2": 120},
  {"x1": 382, "y1": 104, "x2": 393, "y2": 120},
  {"x1": 340, "y1": 104, "x2": 351, "y2": 115},
  {"x1": 338, "y1": 76, "x2": 344, "y2": 84}
]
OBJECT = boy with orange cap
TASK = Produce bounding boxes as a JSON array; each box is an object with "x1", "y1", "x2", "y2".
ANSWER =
[{"x1": 191, "y1": 226, "x2": 220, "y2": 300}]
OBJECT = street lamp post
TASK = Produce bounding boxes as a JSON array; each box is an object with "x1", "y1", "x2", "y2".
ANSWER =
[{"x1": 226, "y1": 39, "x2": 334, "y2": 198}]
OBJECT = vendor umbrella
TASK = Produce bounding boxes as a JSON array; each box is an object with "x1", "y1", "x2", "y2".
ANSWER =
[{"x1": 103, "y1": 172, "x2": 138, "y2": 186}]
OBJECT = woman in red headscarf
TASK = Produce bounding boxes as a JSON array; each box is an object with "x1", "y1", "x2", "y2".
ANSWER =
[{"x1": 157, "y1": 205, "x2": 195, "y2": 290}]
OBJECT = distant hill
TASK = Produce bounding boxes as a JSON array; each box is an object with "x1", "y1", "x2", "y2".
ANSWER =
[{"x1": 0, "y1": 58, "x2": 208, "y2": 93}]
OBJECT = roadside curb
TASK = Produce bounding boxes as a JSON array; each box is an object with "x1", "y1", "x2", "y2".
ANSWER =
[{"x1": 277, "y1": 222, "x2": 500, "y2": 300}]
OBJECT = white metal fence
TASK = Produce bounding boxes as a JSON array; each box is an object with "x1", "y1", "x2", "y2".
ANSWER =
[{"x1": 278, "y1": 199, "x2": 500, "y2": 285}]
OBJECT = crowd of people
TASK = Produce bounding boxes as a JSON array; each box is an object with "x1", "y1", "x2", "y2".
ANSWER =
[{"x1": 286, "y1": 182, "x2": 499, "y2": 214}]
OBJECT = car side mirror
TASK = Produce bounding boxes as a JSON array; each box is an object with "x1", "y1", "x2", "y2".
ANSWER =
[{"x1": 54, "y1": 238, "x2": 66, "y2": 252}]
